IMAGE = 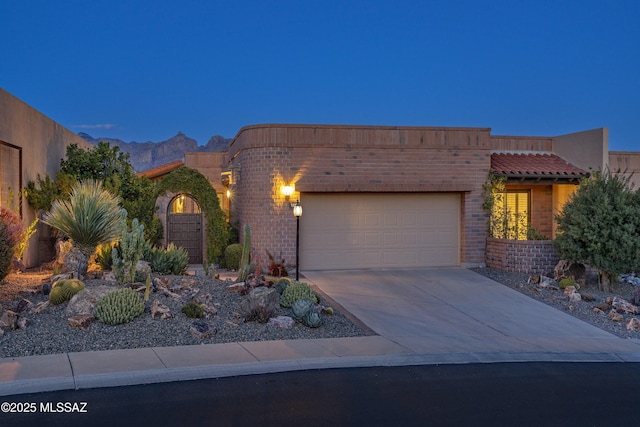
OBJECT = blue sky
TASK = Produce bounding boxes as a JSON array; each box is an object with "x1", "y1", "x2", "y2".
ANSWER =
[{"x1": 2, "y1": 0, "x2": 639, "y2": 150}]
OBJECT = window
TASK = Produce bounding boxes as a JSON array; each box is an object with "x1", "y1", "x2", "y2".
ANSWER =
[
  {"x1": 0, "y1": 141, "x2": 22, "y2": 214},
  {"x1": 491, "y1": 190, "x2": 530, "y2": 240}
]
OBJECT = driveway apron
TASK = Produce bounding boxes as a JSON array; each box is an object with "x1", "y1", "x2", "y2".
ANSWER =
[{"x1": 303, "y1": 268, "x2": 640, "y2": 358}]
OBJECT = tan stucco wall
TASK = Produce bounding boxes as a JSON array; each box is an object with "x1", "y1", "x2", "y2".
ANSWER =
[
  {"x1": 0, "y1": 88, "x2": 92, "y2": 267},
  {"x1": 609, "y1": 151, "x2": 640, "y2": 189},
  {"x1": 553, "y1": 128, "x2": 608, "y2": 172}
]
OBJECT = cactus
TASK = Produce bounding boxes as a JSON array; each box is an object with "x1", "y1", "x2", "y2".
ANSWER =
[
  {"x1": 302, "y1": 309, "x2": 322, "y2": 328},
  {"x1": 274, "y1": 277, "x2": 292, "y2": 295},
  {"x1": 181, "y1": 301, "x2": 204, "y2": 318},
  {"x1": 112, "y1": 213, "x2": 146, "y2": 285},
  {"x1": 95, "y1": 288, "x2": 144, "y2": 325},
  {"x1": 149, "y1": 243, "x2": 189, "y2": 275},
  {"x1": 49, "y1": 279, "x2": 85, "y2": 305},
  {"x1": 238, "y1": 225, "x2": 251, "y2": 281},
  {"x1": 144, "y1": 274, "x2": 151, "y2": 302},
  {"x1": 291, "y1": 298, "x2": 314, "y2": 321},
  {"x1": 280, "y1": 281, "x2": 318, "y2": 308}
]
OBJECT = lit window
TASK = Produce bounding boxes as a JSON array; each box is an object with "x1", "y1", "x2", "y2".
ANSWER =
[{"x1": 491, "y1": 190, "x2": 530, "y2": 240}]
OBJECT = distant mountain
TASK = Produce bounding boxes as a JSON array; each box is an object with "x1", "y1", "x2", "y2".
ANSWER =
[{"x1": 78, "y1": 132, "x2": 231, "y2": 172}]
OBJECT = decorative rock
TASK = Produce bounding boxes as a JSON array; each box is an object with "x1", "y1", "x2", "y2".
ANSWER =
[
  {"x1": 227, "y1": 282, "x2": 246, "y2": 293},
  {"x1": 595, "y1": 302, "x2": 611, "y2": 312},
  {"x1": 554, "y1": 260, "x2": 586, "y2": 286},
  {"x1": 563, "y1": 286, "x2": 577, "y2": 295},
  {"x1": 102, "y1": 271, "x2": 117, "y2": 284},
  {"x1": 568, "y1": 292, "x2": 582, "y2": 302},
  {"x1": 16, "y1": 316, "x2": 29, "y2": 329},
  {"x1": 611, "y1": 296, "x2": 638, "y2": 315},
  {"x1": 51, "y1": 272, "x2": 74, "y2": 283},
  {"x1": 135, "y1": 260, "x2": 151, "y2": 281},
  {"x1": 41, "y1": 282, "x2": 52, "y2": 295},
  {"x1": 151, "y1": 300, "x2": 173, "y2": 319},
  {"x1": 609, "y1": 309, "x2": 624, "y2": 322},
  {"x1": 193, "y1": 292, "x2": 212, "y2": 305},
  {"x1": 190, "y1": 321, "x2": 214, "y2": 339},
  {"x1": 527, "y1": 275, "x2": 540, "y2": 284},
  {"x1": 0, "y1": 309, "x2": 18, "y2": 332},
  {"x1": 626, "y1": 318, "x2": 640, "y2": 331},
  {"x1": 538, "y1": 278, "x2": 559, "y2": 290},
  {"x1": 67, "y1": 314, "x2": 95, "y2": 330},
  {"x1": 29, "y1": 300, "x2": 50, "y2": 314},
  {"x1": 15, "y1": 299, "x2": 33, "y2": 313},
  {"x1": 581, "y1": 293, "x2": 596, "y2": 302},
  {"x1": 268, "y1": 315, "x2": 295, "y2": 329},
  {"x1": 64, "y1": 286, "x2": 117, "y2": 316},
  {"x1": 180, "y1": 278, "x2": 198, "y2": 288},
  {"x1": 592, "y1": 307, "x2": 605, "y2": 315}
]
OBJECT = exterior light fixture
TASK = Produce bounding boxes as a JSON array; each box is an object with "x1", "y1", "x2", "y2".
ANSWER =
[
  {"x1": 226, "y1": 189, "x2": 231, "y2": 198},
  {"x1": 282, "y1": 185, "x2": 294, "y2": 198},
  {"x1": 293, "y1": 200, "x2": 302, "y2": 280}
]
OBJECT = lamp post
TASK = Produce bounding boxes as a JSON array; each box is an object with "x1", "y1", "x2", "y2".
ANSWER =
[{"x1": 293, "y1": 200, "x2": 302, "y2": 280}]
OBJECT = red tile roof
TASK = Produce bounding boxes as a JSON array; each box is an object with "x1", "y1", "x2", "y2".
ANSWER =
[
  {"x1": 137, "y1": 160, "x2": 184, "y2": 180},
  {"x1": 491, "y1": 153, "x2": 588, "y2": 178}
]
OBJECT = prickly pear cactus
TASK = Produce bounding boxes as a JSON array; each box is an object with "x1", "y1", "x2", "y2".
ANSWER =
[
  {"x1": 49, "y1": 279, "x2": 85, "y2": 305},
  {"x1": 280, "y1": 281, "x2": 318, "y2": 308},
  {"x1": 291, "y1": 299, "x2": 314, "y2": 321},
  {"x1": 95, "y1": 288, "x2": 144, "y2": 325}
]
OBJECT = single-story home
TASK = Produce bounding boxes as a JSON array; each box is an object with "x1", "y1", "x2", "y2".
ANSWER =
[{"x1": 3, "y1": 88, "x2": 639, "y2": 274}]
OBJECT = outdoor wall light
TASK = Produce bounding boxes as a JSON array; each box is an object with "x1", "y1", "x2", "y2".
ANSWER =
[
  {"x1": 292, "y1": 200, "x2": 302, "y2": 280},
  {"x1": 292, "y1": 201, "x2": 302, "y2": 217},
  {"x1": 281, "y1": 185, "x2": 294, "y2": 198},
  {"x1": 226, "y1": 189, "x2": 231, "y2": 198}
]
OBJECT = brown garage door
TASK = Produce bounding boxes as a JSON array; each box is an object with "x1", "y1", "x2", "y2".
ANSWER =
[{"x1": 299, "y1": 193, "x2": 460, "y2": 270}]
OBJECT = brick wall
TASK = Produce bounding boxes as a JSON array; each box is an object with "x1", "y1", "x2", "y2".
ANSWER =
[
  {"x1": 227, "y1": 124, "x2": 492, "y2": 267},
  {"x1": 486, "y1": 237, "x2": 559, "y2": 275}
]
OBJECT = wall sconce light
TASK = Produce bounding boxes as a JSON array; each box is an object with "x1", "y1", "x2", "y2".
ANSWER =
[
  {"x1": 282, "y1": 185, "x2": 294, "y2": 199},
  {"x1": 226, "y1": 189, "x2": 231, "y2": 198},
  {"x1": 292, "y1": 200, "x2": 302, "y2": 217}
]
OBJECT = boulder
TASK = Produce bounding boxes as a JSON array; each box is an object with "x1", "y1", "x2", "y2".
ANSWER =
[
  {"x1": 554, "y1": 260, "x2": 586, "y2": 286},
  {"x1": 29, "y1": 300, "x2": 50, "y2": 314},
  {"x1": 15, "y1": 299, "x2": 33, "y2": 313},
  {"x1": 134, "y1": 260, "x2": 152, "y2": 282},
  {"x1": 190, "y1": 321, "x2": 214, "y2": 339},
  {"x1": 568, "y1": 292, "x2": 582, "y2": 302},
  {"x1": 67, "y1": 314, "x2": 95, "y2": 330},
  {"x1": 227, "y1": 282, "x2": 246, "y2": 293},
  {"x1": 64, "y1": 286, "x2": 117, "y2": 316},
  {"x1": 592, "y1": 307, "x2": 605, "y2": 315},
  {"x1": 626, "y1": 318, "x2": 640, "y2": 332},
  {"x1": 0, "y1": 309, "x2": 18, "y2": 332},
  {"x1": 564, "y1": 286, "x2": 577, "y2": 296},
  {"x1": 16, "y1": 316, "x2": 29, "y2": 329},
  {"x1": 241, "y1": 287, "x2": 279, "y2": 316},
  {"x1": 268, "y1": 315, "x2": 295, "y2": 329},
  {"x1": 610, "y1": 296, "x2": 638, "y2": 315},
  {"x1": 151, "y1": 300, "x2": 173, "y2": 319},
  {"x1": 609, "y1": 309, "x2": 624, "y2": 322}
]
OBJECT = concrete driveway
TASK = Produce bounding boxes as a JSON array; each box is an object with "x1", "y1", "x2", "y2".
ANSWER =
[{"x1": 304, "y1": 268, "x2": 640, "y2": 359}]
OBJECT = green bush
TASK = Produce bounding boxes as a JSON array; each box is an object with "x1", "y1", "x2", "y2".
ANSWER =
[
  {"x1": 555, "y1": 169, "x2": 640, "y2": 289},
  {"x1": 224, "y1": 243, "x2": 242, "y2": 270},
  {"x1": 95, "y1": 243, "x2": 113, "y2": 270},
  {"x1": 181, "y1": 301, "x2": 204, "y2": 318},
  {"x1": 280, "y1": 281, "x2": 318, "y2": 308},
  {"x1": 149, "y1": 243, "x2": 188, "y2": 275},
  {"x1": 0, "y1": 221, "x2": 14, "y2": 282},
  {"x1": 559, "y1": 278, "x2": 578, "y2": 290}
]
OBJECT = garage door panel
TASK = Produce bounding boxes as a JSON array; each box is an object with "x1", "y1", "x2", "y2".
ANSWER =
[{"x1": 301, "y1": 193, "x2": 460, "y2": 270}]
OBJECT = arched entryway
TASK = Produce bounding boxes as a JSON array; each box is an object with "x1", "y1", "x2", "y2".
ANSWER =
[{"x1": 167, "y1": 193, "x2": 203, "y2": 263}]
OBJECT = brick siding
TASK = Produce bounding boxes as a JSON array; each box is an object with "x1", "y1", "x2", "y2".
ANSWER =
[
  {"x1": 486, "y1": 237, "x2": 559, "y2": 275},
  {"x1": 227, "y1": 124, "x2": 492, "y2": 268}
]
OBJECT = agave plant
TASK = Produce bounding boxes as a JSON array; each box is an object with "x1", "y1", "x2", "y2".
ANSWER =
[{"x1": 43, "y1": 180, "x2": 123, "y2": 278}]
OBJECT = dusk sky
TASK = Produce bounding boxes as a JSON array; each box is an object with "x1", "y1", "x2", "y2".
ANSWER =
[{"x1": 2, "y1": 0, "x2": 639, "y2": 150}]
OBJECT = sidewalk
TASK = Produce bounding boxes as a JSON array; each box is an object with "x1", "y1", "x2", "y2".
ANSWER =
[{"x1": 2, "y1": 267, "x2": 640, "y2": 396}]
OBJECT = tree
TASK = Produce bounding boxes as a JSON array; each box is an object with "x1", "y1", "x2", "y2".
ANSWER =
[
  {"x1": 25, "y1": 142, "x2": 161, "y2": 242},
  {"x1": 554, "y1": 169, "x2": 640, "y2": 290}
]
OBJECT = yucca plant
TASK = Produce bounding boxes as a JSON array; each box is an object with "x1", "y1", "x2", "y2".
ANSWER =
[{"x1": 43, "y1": 180, "x2": 123, "y2": 278}]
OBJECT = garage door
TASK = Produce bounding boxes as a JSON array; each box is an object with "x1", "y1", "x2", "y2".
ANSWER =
[{"x1": 300, "y1": 193, "x2": 460, "y2": 270}]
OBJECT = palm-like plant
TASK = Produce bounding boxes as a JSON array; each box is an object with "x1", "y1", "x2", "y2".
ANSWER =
[{"x1": 43, "y1": 180, "x2": 123, "y2": 277}]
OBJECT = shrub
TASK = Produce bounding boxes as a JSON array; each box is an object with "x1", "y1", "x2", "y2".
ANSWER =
[
  {"x1": 181, "y1": 301, "x2": 204, "y2": 318},
  {"x1": 559, "y1": 278, "x2": 579, "y2": 290},
  {"x1": 149, "y1": 243, "x2": 188, "y2": 275},
  {"x1": 0, "y1": 221, "x2": 14, "y2": 282},
  {"x1": 555, "y1": 169, "x2": 640, "y2": 290},
  {"x1": 95, "y1": 243, "x2": 113, "y2": 270},
  {"x1": 224, "y1": 243, "x2": 242, "y2": 270},
  {"x1": 280, "y1": 281, "x2": 318, "y2": 308}
]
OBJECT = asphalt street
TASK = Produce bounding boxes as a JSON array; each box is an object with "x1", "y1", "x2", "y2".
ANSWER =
[{"x1": 2, "y1": 362, "x2": 639, "y2": 427}]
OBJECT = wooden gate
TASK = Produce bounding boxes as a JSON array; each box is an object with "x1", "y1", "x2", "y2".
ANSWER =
[{"x1": 167, "y1": 213, "x2": 203, "y2": 264}]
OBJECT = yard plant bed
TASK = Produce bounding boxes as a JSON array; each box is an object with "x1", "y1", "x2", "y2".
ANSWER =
[
  {"x1": 0, "y1": 269, "x2": 370, "y2": 358},
  {"x1": 473, "y1": 267, "x2": 640, "y2": 340}
]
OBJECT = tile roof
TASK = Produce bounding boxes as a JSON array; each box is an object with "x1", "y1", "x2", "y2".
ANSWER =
[
  {"x1": 137, "y1": 160, "x2": 184, "y2": 180},
  {"x1": 490, "y1": 153, "x2": 588, "y2": 179}
]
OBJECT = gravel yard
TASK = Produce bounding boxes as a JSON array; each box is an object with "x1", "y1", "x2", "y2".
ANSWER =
[
  {"x1": 0, "y1": 270, "x2": 370, "y2": 358},
  {"x1": 473, "y1": 267, "x2": 640, "y2": 340}
]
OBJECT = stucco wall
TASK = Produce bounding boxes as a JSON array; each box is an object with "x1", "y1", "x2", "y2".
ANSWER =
[
  {"x1": 227, "y1": 124, "x2": 492, "y2": 268},
  {"x1": 0, "y1": 88, "x2": 92, "y2": 267}
]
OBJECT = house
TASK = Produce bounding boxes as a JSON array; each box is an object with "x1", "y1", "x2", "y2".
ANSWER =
[
  {"x1": 222, "y1": 125, "x2": 608, "y2": 274},
  {"x1": 0, "y1": 88, "x2": 93, "y2": 268},
  {"x1": 0, "y1": 88, "x2": 627, "y2": 274}
]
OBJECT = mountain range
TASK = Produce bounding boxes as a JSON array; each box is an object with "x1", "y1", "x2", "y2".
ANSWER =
[{"x1": 79, "y1": 132, "x2": 231, "y2": 172}]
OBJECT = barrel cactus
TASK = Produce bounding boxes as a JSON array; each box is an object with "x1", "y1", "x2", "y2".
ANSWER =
[
  {"x1": 95, "y1": 288, "x2": 144, "y2": 325},
  {"x1": 49, "y1": 279, "x2": 85, "y2": 305},
  {"x1": 280, "y1": 281, "x2": 318, "y2": 308}
]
